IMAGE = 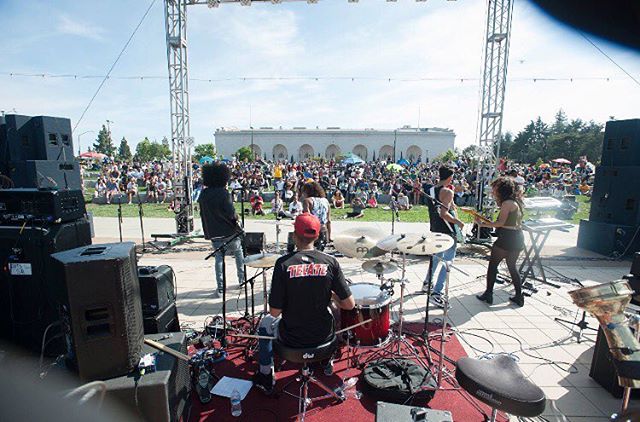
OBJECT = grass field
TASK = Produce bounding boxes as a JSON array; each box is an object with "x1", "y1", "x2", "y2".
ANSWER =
[{"x1": 86, "y1": 195, "x2": 591, "y2": 224}]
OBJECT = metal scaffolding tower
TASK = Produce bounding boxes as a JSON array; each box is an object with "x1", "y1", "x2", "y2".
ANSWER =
[
  {"x1": 476, "y1": 0, "x2": 514, "y2": 212},
  {"x1": 164, "y1": 0, "x2": 194, "y2": 238}
]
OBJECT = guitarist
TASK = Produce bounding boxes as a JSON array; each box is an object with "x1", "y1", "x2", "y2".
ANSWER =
[{"x1": 422, "y1": 166, "x2": 465, "y2": 309}]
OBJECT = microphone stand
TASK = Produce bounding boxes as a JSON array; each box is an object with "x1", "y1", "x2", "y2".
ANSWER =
[
  {"x1": 136, "y1": 192, "x2": 145, "y2": 251},
  {"x1": 204, "y1": 229, "x2": 244, "y2": 348},
  {"x1": 117, "y1": 200, "x2": 123, "y2": 242},
  {"x1": 233, "y1": 186, "x2": 251, "y2": 324}
]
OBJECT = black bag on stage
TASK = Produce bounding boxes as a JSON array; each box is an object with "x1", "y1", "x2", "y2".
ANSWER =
[{"x1": 362, "y1": 359, "x2": 436, "y2": 404}]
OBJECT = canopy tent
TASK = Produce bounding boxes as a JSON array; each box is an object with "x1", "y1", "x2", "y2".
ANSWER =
[
  {"x1": 79, "y1": 151, "x2": 107, "y2": 160},
  {"x1": 199, "y1": 156, "x2": 215, "y2": 164},
  {"x1": 552, "y1": 158, "x2": 571, "y2": 164},
  {"x1": 342, "y1": 152, "x2": 365, "y2": 165},
  {"x1": 396, "y1": 158, "x2": 410, "y2": 166},
  {"x1": 386, "y1": 163, "x2": 404, "y2": 172}
]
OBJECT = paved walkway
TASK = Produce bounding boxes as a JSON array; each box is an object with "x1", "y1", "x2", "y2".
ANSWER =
[{"x1": 93, "y1": 216, "x2": 632, "y2": 421}]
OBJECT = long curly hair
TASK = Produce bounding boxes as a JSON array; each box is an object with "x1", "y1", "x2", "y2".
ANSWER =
[
  {"x1": 301, "y1": 181, "x2": 326, "y2": 198},
  {"x1": 491, "y1": 176, "x2": 522, "y2": 207}
]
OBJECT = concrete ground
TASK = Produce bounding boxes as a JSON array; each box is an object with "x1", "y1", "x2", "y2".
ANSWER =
[{"x1": 95, "y1": 216, "x2": 633, "y2": 421}]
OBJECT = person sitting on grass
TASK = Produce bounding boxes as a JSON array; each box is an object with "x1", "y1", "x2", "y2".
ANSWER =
[
  {"x1": 105, "y1": 177, "x2": 120, "y2": 205},
  {"x1": 397, "y1": 191, "x2": 412, "y2": 210},
  {"x1": 126, "y1": 177, "x2": 138, "y2": 204},
  {"x1": 332, "y1": 189, "x2": 345, "y2": 209},
  {"x1": 250, "y1": 190, "x2": 265, "y2": 216},
  {"x1": 94, "y1": 177, "x2": 107, "y2": 199},
  {"x1": 367, "y1": 195, "x2": 378, "y2": 208},
  {"x1": 271, "y1": 191, "x2": 285, "y2": 218},
  {"x1": 344, "y1": 196, "x2": 365, "y2": 219},
  {"x1": 146, "y1": 176, "x2": 158, "y2": 203},
  {"x1": 287, "y1": 193, "x2": 303, "y2": 219},
  {"x1": 157, "y1": 178, "x2": 168, "y2": 203}
]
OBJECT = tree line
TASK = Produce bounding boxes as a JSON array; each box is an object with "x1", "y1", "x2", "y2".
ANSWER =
[{"x1": 91, "y1": 125, "x2": 172, "y2": 162}]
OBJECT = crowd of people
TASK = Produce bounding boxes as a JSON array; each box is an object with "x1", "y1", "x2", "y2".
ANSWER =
[{"x1": 83, "y1": 154, "x2": 596, "y2": 214}]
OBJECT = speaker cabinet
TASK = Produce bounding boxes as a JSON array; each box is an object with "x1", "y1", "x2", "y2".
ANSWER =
[
  {"x1": 143, "y1": 302, "x2": 180, "y2": 335},
  {"x1": 9, "y1": 160, "x2": 82, "y2": 190},
  {"x1": 601, "y1": 119, "x2": 640, "y2": 167},
  {"x1": 5, "y1": 115, "x2": 74, "y2": 162},
  {"x1": 51, "y1": 242, "x2": 144, "y2": 381},
  {"x1": 0, "y1": 218, "x2": 92, "y2": 352},
  {"x1": 577, "y1": 219, "x2": 640, "y2": 256},
  {"x1": 138, "y1": 265, "x2": 176, "y2": 317},
  {"x1": 244, "y1": 232, "x2": 265, "y2": 255},
  {"x1": 103, "y1": 333, "x2": 191, "y2": 422},
  {"x1": 589, "y1": 166, "x2": 640, "y2": 225},
  {"x1": 1, "y1": 114, "x2": 31, "y2": 164}
]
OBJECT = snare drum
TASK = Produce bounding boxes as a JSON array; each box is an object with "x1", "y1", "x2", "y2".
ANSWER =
[{"x1": 341, "y1": 282, "x2": 391, "y2": 347}]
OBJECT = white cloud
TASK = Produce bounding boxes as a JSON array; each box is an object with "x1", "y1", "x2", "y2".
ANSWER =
[{"x1": 58, "y1": 14, "x2": 104, "y2": 41}]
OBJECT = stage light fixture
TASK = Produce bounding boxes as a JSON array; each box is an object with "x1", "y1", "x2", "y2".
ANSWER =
[
  {"x1": 307, "y1": 0, "x2": 318, "y2": 4},
  {"x1": 240, "y1": 0, "x2": 251, "y2": 5},
  {"x1": 271, "y1": 0, "x2": 282, "y2": 3},
  {"x1": 207, "y1": 0, "x2": 220, "y2": 8},
  {"x1": 348, "y1": 0, "x2": 359, "y2": 3}
]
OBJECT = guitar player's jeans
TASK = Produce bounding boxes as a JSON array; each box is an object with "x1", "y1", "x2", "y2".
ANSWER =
[{"x1": 427, "y1": 241, "x2": 457, "y2": 295}]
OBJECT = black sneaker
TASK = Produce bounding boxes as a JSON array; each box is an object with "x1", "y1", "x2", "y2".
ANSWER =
[
  {"x1": 429, "y1": 293, "x2": 451, "y2": 310},
  {"x1": 252, "y1": 371, "x2": 275, "y2": 395}
]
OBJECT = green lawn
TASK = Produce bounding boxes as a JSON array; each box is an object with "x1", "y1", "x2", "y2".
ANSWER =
[{"x1": 86, "y1": 196, "x2": 592, "y2": 224}]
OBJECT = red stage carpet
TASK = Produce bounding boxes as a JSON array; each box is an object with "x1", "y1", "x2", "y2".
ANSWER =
[{"x1": 188, "y1": 323, "x2": 507, "y2": 422}]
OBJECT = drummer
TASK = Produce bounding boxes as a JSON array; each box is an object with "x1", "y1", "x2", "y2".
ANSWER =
[{"x1": 253, "y1": 213, "x2": 355, "y2": 395}]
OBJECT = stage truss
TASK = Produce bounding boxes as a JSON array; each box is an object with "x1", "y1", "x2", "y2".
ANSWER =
[
  {"x1": 163, "y1": 0, "x2": 513, "y2": 235},
  {"x1": 475, "y1": 0, "x2": 514, "y2": 212}
]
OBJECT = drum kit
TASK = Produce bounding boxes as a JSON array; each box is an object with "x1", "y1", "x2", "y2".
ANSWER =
[{"x1": 234, "y1": 225, "x2": 456, "y2": 390}]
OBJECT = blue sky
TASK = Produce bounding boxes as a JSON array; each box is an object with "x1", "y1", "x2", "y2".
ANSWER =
[{"x1": 1, "y1": 0, "x2": 639, "y2": 152}]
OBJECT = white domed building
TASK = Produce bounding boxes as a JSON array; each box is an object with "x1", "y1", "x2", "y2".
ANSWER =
[{"x1": 213, "y1": 126, "x2": 455, "y2": 162}]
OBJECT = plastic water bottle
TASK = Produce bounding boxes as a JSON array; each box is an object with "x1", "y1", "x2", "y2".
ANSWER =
[{"x1": 230, "y1": 388, "x2": 242, "y2": 417}]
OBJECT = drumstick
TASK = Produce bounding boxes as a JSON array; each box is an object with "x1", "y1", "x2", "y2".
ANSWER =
[
  {"x1": 229, "y1": 333, "x2": 277, "y2": 341},
  {"x1": 335, "y1": 318, "x2": 373, "y2": 335},
  {"x1": 144, "y1": 338, "x2": 190, "y2": 362}
]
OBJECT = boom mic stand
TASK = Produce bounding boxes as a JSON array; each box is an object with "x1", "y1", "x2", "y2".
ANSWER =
[
  {"x1": 117, "y1": 200, "x2": 123, "y2": 242},
  {"x1": 233, "y1": 186, "x2": 250, "y2": 323},
  {"x1": 204, "y1": 229, "x2": 244, "y2": 348}
]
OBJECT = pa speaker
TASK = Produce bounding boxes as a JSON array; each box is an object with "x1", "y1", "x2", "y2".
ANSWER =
[
  {"x1": 0, "y1": 218, "x2": 92, "y2": 352},
  {"x1": 589, "y1": 166, "x2": 640, "y2": 225},
  {"x1": 51, "y1": 242, "x2": 144, "y2": 381},
  {"x1": 577, "y1": 219, "x2": 640, "y2": 257},
  {"x1": 9, "y1": 160, "x2": 82, "y2": 190},
  {"x1": 5, "y1": 115, "x2": 74, "y2": 162},
  {"x1": 601, "y1": 119, "x2": 640, "y2": 167}
]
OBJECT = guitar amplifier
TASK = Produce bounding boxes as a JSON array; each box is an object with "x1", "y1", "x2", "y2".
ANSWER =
[
  {"x1": 143, "y1": 302, "x2": 180, "y2": 334},
  {"x1": 138, "y1": 265, "x2": 176, "y2": 317},
  {"x1": 0, "y1": 188, "x2": 86, "y2": 224}
]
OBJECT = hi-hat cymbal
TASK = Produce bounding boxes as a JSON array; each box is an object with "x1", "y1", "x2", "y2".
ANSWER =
[
  {"x1": 362, "y1": 259, "x2": 398, "y2": 275},
  {"x1": 333, "y1": 227, "x2": 387, "y2": 259},
  {"x1": 396, "y1": 233, "x2": 454, "y2": 256},
  {"x1": 244, "y1": 253, "x2": 281, "y2": 268}
]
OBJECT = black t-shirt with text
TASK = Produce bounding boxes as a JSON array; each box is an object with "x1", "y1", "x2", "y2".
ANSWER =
[{"x1": 269, "y1": 250, "x2": 351, "y2": 348}]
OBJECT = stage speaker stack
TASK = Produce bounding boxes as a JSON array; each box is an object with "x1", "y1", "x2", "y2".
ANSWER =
[
  {"x1": 0, "y1": 114, "x2": 80, "y2": 189},
  {"x1": 51, "y1": 243, "x2": 144, "y2": 381},
  {"x1": 578, "y1": 119, "x2": 640, "y2": 256},
  {"x1": 138, "y1": 265, "x2": 180, "y2": 334}
]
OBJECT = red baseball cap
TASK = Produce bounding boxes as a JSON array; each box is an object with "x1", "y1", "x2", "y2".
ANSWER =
[{"x1": 294, "y1": 212, "x2": 321, "y2": 240}]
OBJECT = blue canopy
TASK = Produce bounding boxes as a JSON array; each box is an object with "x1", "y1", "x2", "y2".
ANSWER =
[
  {"x1": 396, "y1": 158, "x2": 410, "y2": 166},
  {"x1": 199, "y1": 156, "x2": 215, "y2": 164},
  {"x1": 342, "y1": 153, "x2": 365, "y2": 164}
]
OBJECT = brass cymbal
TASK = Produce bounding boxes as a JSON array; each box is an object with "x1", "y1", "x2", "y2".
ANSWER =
[
  {"x1": 362, "y1": 259, "x2": 398, "y2": 275},
  {"x1": 244, "y1": 253, "x2": 281, "y2": 268},
  {"x1": 376, "y1": 234, "x2": 409, "y2": 252},
  {"x1": 333, "y1": 227, "x2": 387, "y2": 259},
  {"x1": 396, "y1": 233, "x2": 454, "y2": 256}
]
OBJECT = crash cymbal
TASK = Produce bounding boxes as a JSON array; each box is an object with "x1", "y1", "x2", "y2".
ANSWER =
[
  {"x1": 396, "y1": 233, "x2": 454, "y2": 256},
  {"x1": 244, "y1": 253, "x2": 281, "y2": 268},
  {"x1": 333, "y1": 227, "x2": 387, "y2": 259},
  {"x1": 362, "y1": 259, "x2": 398, "y2": 275},
  {"x1": 376, "y1": 233, "x2": 410, "y2": 252}
]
